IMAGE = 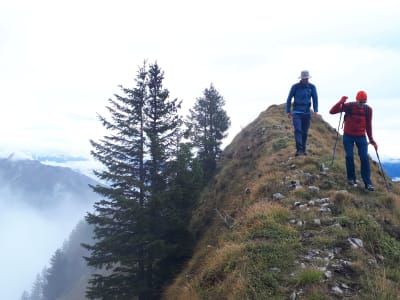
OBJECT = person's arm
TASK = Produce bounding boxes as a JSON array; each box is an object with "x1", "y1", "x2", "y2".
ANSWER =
[
  {"x1": 311, "y1": 84, "x2": 318, "y2": 113},
  {"x1": 366, "y1": 107, "x2": 378, "y2": 150},
  {"x1": 286, "y1": 84, "x2": 295, "y2": 116},
  {"x1": 329, "y1": 96, "x2": 348, "y2": 114}
]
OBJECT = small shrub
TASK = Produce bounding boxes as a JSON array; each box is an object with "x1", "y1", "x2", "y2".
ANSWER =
[
  {"x1": 386, "y1": 268, "x2": 400, "y2": 282},
  {"x1": 292, "y1": 268, "x2": 323, "y2": 286},
  {"x1": 272, "y1": 138, "x2": 288, "y2": 151}
]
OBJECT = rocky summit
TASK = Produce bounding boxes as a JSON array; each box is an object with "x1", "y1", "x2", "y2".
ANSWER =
[{"x1": 163, "y1": 104, "x2": 400, "y2": 300}]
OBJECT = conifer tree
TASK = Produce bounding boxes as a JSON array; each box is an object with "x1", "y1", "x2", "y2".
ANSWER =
[
  {"x1": 160, "y1": 142, "x2": 203, "y2": 272},
  {"x1": 187, "y1": 83, "x2": 231, "y2": 179},
  {"x1": 19, "y1": 291, "x2": 30, "y2": 300},
  {"x1": 83, "y1": 62, "x2": 149, "y2": 299},
  {"x1": 29, "y1": 271, "x2": 45, "y2": 300},
  {"x1": 141, "y1": 62, "x2": 183, "y2": 296},
  {"x1": 84, "y1": 61, "x2": 185, "y2": 300},
  {"x1": 43, "y1": 249, "x2": 69, "y2": 300}
]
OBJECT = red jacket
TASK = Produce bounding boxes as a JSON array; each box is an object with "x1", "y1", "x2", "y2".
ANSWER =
[{"x1": 329, "y1": 100, "x2": 374, "y2": 141}]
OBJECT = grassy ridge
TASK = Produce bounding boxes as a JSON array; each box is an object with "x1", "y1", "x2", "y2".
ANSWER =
[{"x1": 163, "y1": 104, "x2": 400, "y2": 300}]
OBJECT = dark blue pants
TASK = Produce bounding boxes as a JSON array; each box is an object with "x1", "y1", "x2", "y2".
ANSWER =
[
  {"x1": 343, "y1": 134, "x2": 371, "y2": 186},
  {"x1": 292, "y1": 113, "x2": 311, "y2": 152}
]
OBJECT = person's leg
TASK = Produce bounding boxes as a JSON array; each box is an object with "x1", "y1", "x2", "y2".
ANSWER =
[
  {"x1": 355, "y1": 136, "x2": 372, "y2": 188},
  {"x1": 301, "y1": 114, "x2": 311, "y2": 153},
  {"x1": 292, "y1": 114, "x2": 303, "y2": 154},
  {"x1": 343, "y1": 134, "x2": 356, "y2": 183}
]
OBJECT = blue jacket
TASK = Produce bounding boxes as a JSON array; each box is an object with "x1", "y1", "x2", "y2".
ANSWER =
[{"x1": 286, "y1": 81, "x2": 318, "y2": 114}]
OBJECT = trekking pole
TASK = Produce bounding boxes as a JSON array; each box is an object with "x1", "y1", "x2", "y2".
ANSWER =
[
  {"x1": 375, "y1": 149, "x2": 390, "y2": 192},
  {"x1": 330, "y1": 109, "x2": 343, "y2": 166}
]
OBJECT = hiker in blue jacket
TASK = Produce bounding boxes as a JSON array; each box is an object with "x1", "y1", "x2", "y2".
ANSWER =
[{"x1": 286, "y1": 70, "x2": 319, "y2": 156}]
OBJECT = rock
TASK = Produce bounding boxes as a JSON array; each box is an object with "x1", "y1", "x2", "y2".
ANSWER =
[
  {"x1": 308, "y1": 185, "x2": 320, "y2": 191},
  {"x1": 313, "y1": 219, "x2": 321, "y2": 226},
  {"x1": 320, "y1": 163, "x2": 329, "y2": 172},
  {"x1": 270, "y1": 267, "x2": 281, "y2": 272},
  {"x1": 289, "y1": 180, "x2": 301, "y2": 189},
  {"x1": 376, "y1": 254, "x2": 385, "y2": 262},
  {"x1": 273, "y1": 193, "x2": 285, "y2": 200},
  {"x1": 332, "y1": 286, "x2": 343, "y2": 295},
  {"x1": 324, "y1": 270, "x2": 332, "y2": 279},
  {"x1": 315, "y1": 198, "x2": 329, "y2": 204},
  {"x1": 290, "y1": 291, "x2": 297, "y2": 300},
  {"x1": 340, "y1": 283, "x2": 350, "y2": 289},
  {"x1": 320, "y1": 206, "x2": 331, "y2": 213},
  {"x1": 348, "y1": 237, "x2": 364, "y2": 249}
]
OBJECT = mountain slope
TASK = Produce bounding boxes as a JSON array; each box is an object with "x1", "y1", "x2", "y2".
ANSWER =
[
  {"x1": 0, "y1": 156, "x2": 99, "y2": 209},
  {"x1": 164, "y1": 104, "x2": 400, "y2": 299}
]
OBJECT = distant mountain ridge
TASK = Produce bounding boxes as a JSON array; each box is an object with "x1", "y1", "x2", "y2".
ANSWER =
[
  {"x1": 0, "y1": 156, "x2": 99, "y2": 209},
  {"x1": 382, "y1": 161, "x2": 400, "y2": 181}
]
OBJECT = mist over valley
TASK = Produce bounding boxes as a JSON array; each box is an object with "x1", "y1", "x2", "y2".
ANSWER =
[{"x1": 0, "y1": 156, "x2": 99, "y2": 300}]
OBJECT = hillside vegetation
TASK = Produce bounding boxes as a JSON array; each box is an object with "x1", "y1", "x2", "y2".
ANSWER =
[{"x1": 163, "y1": 104, "x2": 400, "y2": 300}]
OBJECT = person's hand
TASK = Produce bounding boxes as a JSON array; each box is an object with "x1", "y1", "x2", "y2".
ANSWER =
[
  {"x1": 313, "y1": 112, "x2": 319, "y2": 118},
  {"x1": 339, "y1": 96, "x2": 348, "y2": 104},
  {"x1": 287, "y1": 112, "x2": 292, "y2": 118},
  {"x1": 370, "y1": 140, "x2": 378, "y2": 150}
]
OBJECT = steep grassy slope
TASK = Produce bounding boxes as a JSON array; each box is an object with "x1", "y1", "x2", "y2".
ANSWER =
[{"x1": 163, "y1": 104, "x2": 400, "y2": 300}]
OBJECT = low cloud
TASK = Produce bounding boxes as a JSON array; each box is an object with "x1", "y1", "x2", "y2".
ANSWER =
[{"x1": 0, "y1": 187, "x2": 96, "y2": 299}]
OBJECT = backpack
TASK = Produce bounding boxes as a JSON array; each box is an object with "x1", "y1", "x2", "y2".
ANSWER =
[{"x1": 342, "y1": 102, "x2": 370, "y2": 128}]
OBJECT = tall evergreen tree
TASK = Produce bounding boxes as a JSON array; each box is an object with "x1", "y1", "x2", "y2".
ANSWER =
[
  {"x1": 84, "y1": 61, "x2": 186, "y2": 300},
  {"x1": 159, "y1": 142, "x2": 203, "y2": 276},
  {"x1": 83, "y1": 62, "x2": 149, "y2": 299},
  {"x1": 141, "y1": 62, "x2": 183, "y2": 297},
  {"x1": 29, "y1": 271, "x2": 46, "y2": 300},
  {"x1": 187, "y1": 83, "x2": 231, "y2": 179},
  {"x1": 19, "y1": 291, "x2": 30, "y2": 300},
  {"x1": 43, "y1": 249, "x2": 69, "y2": 300}
]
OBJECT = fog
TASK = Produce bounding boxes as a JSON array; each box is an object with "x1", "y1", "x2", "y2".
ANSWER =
[{"x1": 0, "y1": 190, "x2": 95, "y2": 300}]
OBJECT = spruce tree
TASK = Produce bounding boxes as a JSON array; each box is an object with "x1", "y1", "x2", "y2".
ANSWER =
[
  {"x1": 187, "y1": 83, "x2": 231, "y2": 180},
  {"x1": 43, "y1": 249, "x2": 69, "y2": 300},
  {"x1": 84, "y1": 61, "x2": 185, "y2": 300},
  {"x1": 141, "y1": 62, "x2": 183, "y2": 297},
  {"x1": 29, "y1": 271, "x2": 45, "y2": 300},
  {"x1": 83, "y1": 62, "x2": 149, "y2": 299}
]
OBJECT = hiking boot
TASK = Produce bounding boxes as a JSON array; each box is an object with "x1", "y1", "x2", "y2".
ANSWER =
[
  {"x1": 295, "y1": 150, "x2": 304, "y2": 156},
  {"x1": 365, "y1": 184, "x2": 375, "y2": 191},
  {"x1": 347, "y1": 180, "x2": 357, "y2": 187}
]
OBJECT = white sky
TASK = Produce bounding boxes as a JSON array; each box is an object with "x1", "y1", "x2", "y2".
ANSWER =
[
  {"x1": 1, "y1": 1, "x2": 400, "y2": 298},
  {"x1": 1, "y1": 0, "x2": 400, "y2": 164}
]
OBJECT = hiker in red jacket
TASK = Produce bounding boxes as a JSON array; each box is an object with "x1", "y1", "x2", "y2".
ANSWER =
[{"x1": 329, "y1": 90, "x2": 377, "y2": 191}]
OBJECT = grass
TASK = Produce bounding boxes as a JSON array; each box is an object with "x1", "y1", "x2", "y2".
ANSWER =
[
  {"x1": 360, "y1": 269, "x2": 400, "y2": 300},
  {"x1": 291, "y1": 268, "x2": 324, "y2": 286}
]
